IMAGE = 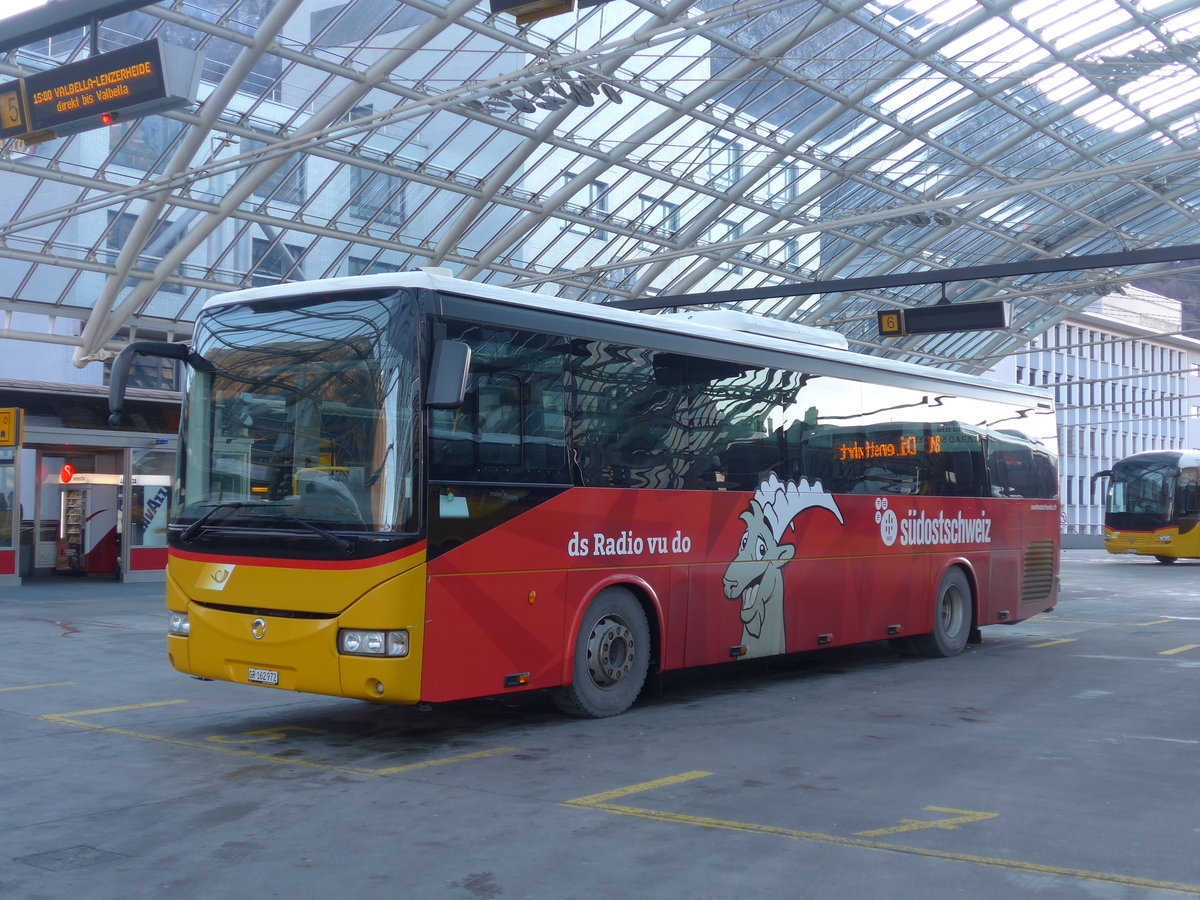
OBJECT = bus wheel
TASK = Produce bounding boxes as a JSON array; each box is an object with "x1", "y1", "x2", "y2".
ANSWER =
[
  {"x1": 1154, "y1": 555, "x2": 1178, "y2": 564},
  {"x1": 552, "y1": 587, "x2": 649, "y2": 718},
  {"x1": 908, "y1": 567, "x2": 972, "y2": 658}
]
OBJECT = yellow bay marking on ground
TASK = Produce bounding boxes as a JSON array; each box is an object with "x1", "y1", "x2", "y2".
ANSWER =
[
  {"x1": 207, "y1": 726, "x2": 327, "y2": 744},
  {"x1": 563, "y1": 773, "x2": 1200, "y2": 897},
  {"x1": 42, "y1": 702, "x2": 515, "y2": 777},
  {"x1": 854, "y1": 807, "x2": 997, "y2": 837},
  {"x1": 0, "y1": 681, "x2": 74, "y2": 692},
  {"x1": 1028, "y1": 638, "x2": 1077, "y2": 649},
  {"x1": 1038, "y1": 616, "x2": 1173, "y2": 627},
  {"x1": 1159, "y1": 644, "x2": 1200, "y2": 656}
]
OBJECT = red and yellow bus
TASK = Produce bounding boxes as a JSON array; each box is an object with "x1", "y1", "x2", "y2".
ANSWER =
[
  {"x1": 109, "y1": 271, "x2": 1060, "y2": 717},
  {"x1": 1098, "y1": 450, "x2": 1200, "y2": 563}
]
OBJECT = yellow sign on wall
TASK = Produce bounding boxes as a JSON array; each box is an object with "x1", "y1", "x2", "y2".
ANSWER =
[{"x1": 0, "y1": 408, "x2": 23, "y2": 447}]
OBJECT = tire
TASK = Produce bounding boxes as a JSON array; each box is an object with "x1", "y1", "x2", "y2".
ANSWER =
[
  {"x1": 1154, "y1": 555, "x2": 1178, "y2": 565},
  {"x1": 551, "y1": 587, "x2": 650, "y2": 718},
  {"x1": 908, "y1": 567, "x2": 972, "y2": 658}
]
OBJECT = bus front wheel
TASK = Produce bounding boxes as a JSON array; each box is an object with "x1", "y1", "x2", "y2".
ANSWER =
[
  {"x1": 907, "y1": 567, "x2": 972, "y2": 658},
  {"x1": 552, "y1": 587, "x2": 649, "y2": 718},
  {"x1": 1154, "y1": 555, "x2": 1178, "y2": 564}
]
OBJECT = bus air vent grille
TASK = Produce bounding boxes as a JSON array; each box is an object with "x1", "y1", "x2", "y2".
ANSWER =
[{"x1": 1022, "y1": 541, "x2": 1055, "y2": 603}]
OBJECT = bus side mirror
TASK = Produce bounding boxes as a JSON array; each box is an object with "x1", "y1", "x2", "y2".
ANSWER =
[
  {"x1": 426, "y1": 339, "x2": 471, "y2": 408},
  {"x1": 108, "y1": 341, "x2": 203, "y2": 426}
]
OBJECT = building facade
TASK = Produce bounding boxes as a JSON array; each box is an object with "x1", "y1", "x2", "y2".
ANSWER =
[{"x1": 991, "y1": 289, "x2": 1200, "y2": 544}]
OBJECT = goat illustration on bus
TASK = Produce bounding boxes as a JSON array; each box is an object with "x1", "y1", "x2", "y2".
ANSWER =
[{"x1": 723, "y1": 474, "x2": 844, "y2": 658}]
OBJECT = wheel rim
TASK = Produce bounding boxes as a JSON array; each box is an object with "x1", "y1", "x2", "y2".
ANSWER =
[
  {"x1": 585, "y1": 615, "x2": 635, "y2": 688},
  {"x1": 939, "y1": 583, "x2": 965, "y2": 636}
]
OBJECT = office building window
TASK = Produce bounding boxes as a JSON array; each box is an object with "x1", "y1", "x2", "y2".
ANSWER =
[
  {"x1": 350, "y1": 167, "x2": 406, "y2": 227},
  {"x1": 251, "y1": 237, "x2": 305, "y2": 287},
  {"x1": 243, "y1": 138, "x2": 307, "y2": 204},
  {"x1": 707, "y1": 136, "x2": 744, "y2": 189},
  {"x1": 110, "y1": 117, "x2": 186, "y2": 174},
  {"x1": 105, "y1": 212, "x2": 184, "y2": 293},
  {"x1": 563, "y1": 173, "x2": 610, "y2": 238},
  {"x1": 349, "y1": 256, "x2": 397, "y2": 276},
  {"x1": 638, "y1": 194, "x2": 680, "y2": 235}
]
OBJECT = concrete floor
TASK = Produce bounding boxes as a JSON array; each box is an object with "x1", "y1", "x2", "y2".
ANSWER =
[{"x1": 1, "y1": 550, "x2": 1198, "y2": 899}]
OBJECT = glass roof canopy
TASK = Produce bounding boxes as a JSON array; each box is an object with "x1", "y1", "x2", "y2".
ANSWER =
[{"x1": 4, "y1": 0, "x2": 1200, "y2": 375}]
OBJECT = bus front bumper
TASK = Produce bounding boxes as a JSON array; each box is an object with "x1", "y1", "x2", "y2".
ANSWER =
[{"x1": 1103, "y1": 528, "x2": 1175, "y2": 555}]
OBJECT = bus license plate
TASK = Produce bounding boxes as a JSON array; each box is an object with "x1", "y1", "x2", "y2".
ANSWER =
[{"x1": 248, "y1": 667, "x2": 279, "y2": 685}]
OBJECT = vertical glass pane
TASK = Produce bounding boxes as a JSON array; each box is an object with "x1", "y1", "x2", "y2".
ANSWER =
[
  {"x1": 0, "y1": 463, "x2": 14, "y2": 550},
  {"x1": 131, "y1": 449, "x2": 174, "y2": 548}
]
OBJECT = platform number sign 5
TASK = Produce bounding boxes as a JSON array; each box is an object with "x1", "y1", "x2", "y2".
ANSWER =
[{"x1": 0, "y1": 81, "x2": 27, "y2": 137}]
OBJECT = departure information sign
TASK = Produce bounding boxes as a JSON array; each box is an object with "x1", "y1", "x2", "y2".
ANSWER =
[
  {"x1": 26, "y1": 40, "x2": 171, "y2": 133},
  {"x1": 1, "y1": 39, "x2": 198, "y2": 143}
]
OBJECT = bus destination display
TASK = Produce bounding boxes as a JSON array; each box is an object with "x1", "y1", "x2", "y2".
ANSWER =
[{"x1": 837, "y1": 434, "x2": 942, "y2": 460}]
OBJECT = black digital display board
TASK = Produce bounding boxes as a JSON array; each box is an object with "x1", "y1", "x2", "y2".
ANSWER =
[
  {"x1": 877, "y1": 300, "x2": 1011, "y2": 337},
  {"x1": 0, "y1": 39, "x2": 197, "y2": 143},
  {"x1": 24, "y1": 40, "x2": 172, "y2": 133}
]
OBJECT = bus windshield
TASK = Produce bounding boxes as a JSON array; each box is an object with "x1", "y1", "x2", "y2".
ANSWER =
[
  {"x1": 176, "y1": 289, "x2": 420, "y2": 535},
  {"x1": 1106, "y1": 460, "x2": 1178, "y2": 522}
]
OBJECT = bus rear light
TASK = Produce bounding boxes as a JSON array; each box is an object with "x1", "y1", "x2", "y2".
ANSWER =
[
  {"x1": 338, "y1": 629, "x2": 409, "y2": 657},
  {"x1": 168, "y1": 611, "x2": 190, "y2": 636}
]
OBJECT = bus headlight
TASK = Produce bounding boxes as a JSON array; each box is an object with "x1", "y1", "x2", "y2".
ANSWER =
[
  {"x1": 168, "y1": 611, "x2": 190, "y2": 636},
  {"x1": 339, "y1": 629, "x2": 409, "y2": 657},
  {"x1": 1157, "y1": 535, "x2": 1171, "y2": 544}
]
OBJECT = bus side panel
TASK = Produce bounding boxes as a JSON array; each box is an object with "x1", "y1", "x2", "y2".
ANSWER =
[
  {"x1": 783, "y1": 555, "x2": 860, "y2": 652},
  {"x1": 852, "y1": 550, "x2": 931, "y2": 644},
  {"x1": 421, "y1": 570, "x2": 569, "y2": 703},
  {"x1": 424, "y1": 487, "x2": 688, "y2": 701},
  {"x1": 421, "y1": 487, "x2": 1058, "y2": 700}
]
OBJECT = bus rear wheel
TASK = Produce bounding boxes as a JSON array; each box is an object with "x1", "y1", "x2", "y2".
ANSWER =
[
  {"x1": 552, "y1": 587, "x2": 649, "y2": 718},
  {"x1": 907, "y1": 567, "x2": 972, "y2": 658}
]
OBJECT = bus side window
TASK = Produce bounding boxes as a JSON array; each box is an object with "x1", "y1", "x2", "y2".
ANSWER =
[
  {"x1": 524, "y1": 377, "x2": 569, "y2": 480},
  {"x1": 1179, "y1": 470, "x2": 1199, "y2": 516},
  {"x1": 943, "y1": 449, "x2": 987, "y2": 497},
  {"x1": 477, "y1": 376, "x2": 521, "y2": 466},
  {"x1": 988, "y1": 439, "x2": 1055, "y2": 499},
  {"x1": 429, "y1": 401, "x2": 477, "y2": 480}
]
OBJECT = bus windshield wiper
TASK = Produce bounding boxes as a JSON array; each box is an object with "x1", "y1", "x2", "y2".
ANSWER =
[
  {"x1": 179, "y1": 502, "x2": 248, "y2": 542},
  {"x1": 276, "y1": 514, "x2": 356, "y2": 554},
  {"x1": 180, "y1": 503, "x2": 355, "y2": 553}
]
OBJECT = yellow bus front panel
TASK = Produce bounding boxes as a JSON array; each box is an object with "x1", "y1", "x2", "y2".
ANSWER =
[
  {"x1": 166, "y1": 550, "x2": 428, "y2": 704},
  {"x1": 1104, "y1": 526, "x2": 1180, "y2": 558}
]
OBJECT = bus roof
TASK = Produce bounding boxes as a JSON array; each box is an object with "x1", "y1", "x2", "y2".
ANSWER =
[
  {"x1": 200, "y1": 270, "x2": 1052, "y2": 410},
  {"x1": 1113, "y1": 449, "x2": 1200, "y2": 468}
]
